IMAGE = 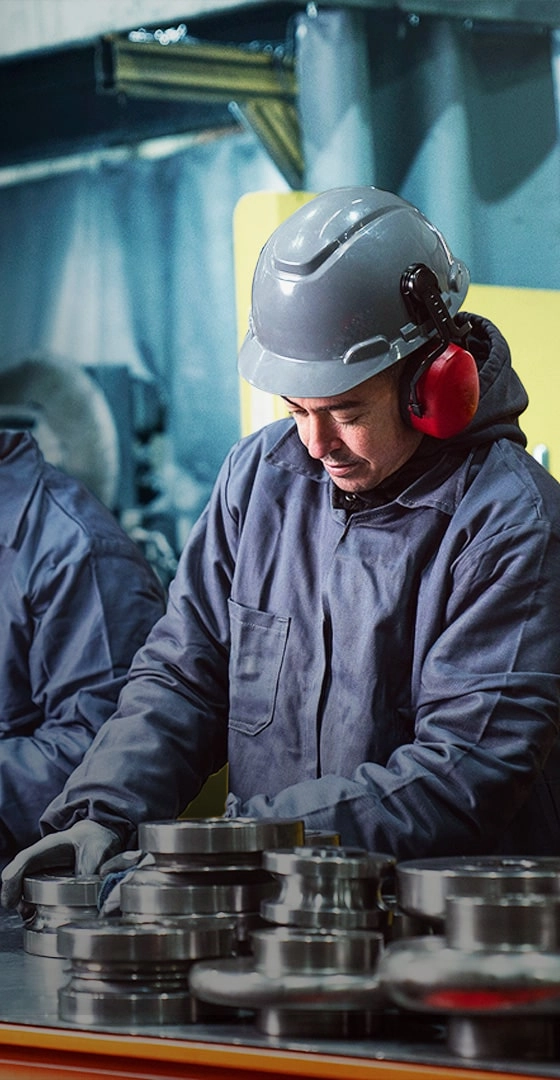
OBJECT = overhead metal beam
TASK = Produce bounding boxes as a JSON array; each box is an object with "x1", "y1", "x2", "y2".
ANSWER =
[
  {"x1": 102, "y1": 32, "x2": 303, "y2": 187},
  {"x1": 105, "y1": 35, "x2": 296, "y2": 103}
]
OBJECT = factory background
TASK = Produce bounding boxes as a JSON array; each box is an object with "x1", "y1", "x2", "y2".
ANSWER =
[
  {"x1": 2, "y1": 5, "x2": 560, "y2": 1077},
  {"x1": 0, "y1": 0, "x2": 559, "y2": 586}
]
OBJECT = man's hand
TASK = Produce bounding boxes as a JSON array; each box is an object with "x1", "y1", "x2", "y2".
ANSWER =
[{"x1": 1, "y1": 821, "x2": 122, "y2": 909}]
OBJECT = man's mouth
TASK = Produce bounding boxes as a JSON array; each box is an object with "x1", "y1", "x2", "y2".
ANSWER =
[{"x1": 322, "y1": 458, "x2": 360, "y2": 475}]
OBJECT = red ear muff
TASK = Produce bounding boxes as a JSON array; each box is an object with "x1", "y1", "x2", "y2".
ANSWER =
[
  {"x1": 400, "y1": 261, "x2": 479, "y2": 439},
  {"x1": 407, "y1": 342, "x2": 480, "y2": 438}
]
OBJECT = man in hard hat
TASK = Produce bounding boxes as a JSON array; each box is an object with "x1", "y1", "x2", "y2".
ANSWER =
[{"x1": 4, "y1": 186, "x2": 560, "y2": 905}]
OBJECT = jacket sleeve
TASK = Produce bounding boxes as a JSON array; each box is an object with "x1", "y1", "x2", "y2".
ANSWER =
[
  {"x1": 226, "y1": 516, "x2": 560, "y2": 858},
  {"x1": 40, "y1": 458, "x2": 238, "y2": 848},
  {"x1": 0, "y1": 541, "x2": 165, "y2": 860}
]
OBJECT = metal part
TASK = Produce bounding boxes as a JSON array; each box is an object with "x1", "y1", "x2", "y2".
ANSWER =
[
  {"x1": 446, "y1": 892, "x2": 560, "y2": 951},
  {"x1": 261, "y1": 846, "x2": 395, "y2": 930},
  {"x1": 7, "y1": 905, "x2": 560, "y2": 1068},
  {"x1": 121, "y1": 868, "x2": 271, "y2": 918},
  {"x1": 380, "y1": 892, "x2": 560, "y2": 1061},
  {"x1": 396, "y1": 855, "x2": 560, "y2": 924},
  {"x1": 22, "y1": 874, "x2": 101, "y2": 958},
  {"x1": 190, "y1": 925, "x2": 384, "y2": 1036},
  {"x1": 188, "y1": 841, "x2": 389, "y2": 1034},
  {"x1": 58, "y1": 916, "x2": 237, "y2": 1025},
  {"x1": 105, "y1": 33, "x2": 303, "y2": 189},
  {"x1": 120, "y1": 866, "x2": 272, "y2": 945},
  {"x1": 120, "y1": 818, "x2": 305, "y2": 947},
  {"x1": 139, "y1": 816, "x2": 304, "y2": 870}
]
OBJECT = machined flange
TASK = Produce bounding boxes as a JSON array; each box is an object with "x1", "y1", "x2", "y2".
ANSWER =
[
  {"x1": 121, "y1": 867, "x2": 272, "y2": 918},
  {"x1": 139, "y1": 817, "x2": 305, "y2": 871},
  {"x1": 121, "y1": 817, "x2": 304, "y2": 945},
  {"x1": 379, "y1": 892, "x2": 560, "y2": 1061},
  {"x1": 22, "y1": 874, "x2": 101, "y2": 957},
  {"x1": 190, "y1": 924, "x2": 384, "y2": 1036},
  {"x1": 396, "y1": 855, "x2": 560, "y2": 925},
  {"x1": 58, "y1": 915, "x2": 237, "y2": 1025},
  {"x1": 261, "y1": 846, "x2": 395, "y2": 930}
]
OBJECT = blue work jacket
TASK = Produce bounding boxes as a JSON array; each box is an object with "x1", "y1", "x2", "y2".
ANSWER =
[
  {"x1": 43, "y1": 317, "x2": 560, "y2": 858},
  {"x1": 0, "y1": 430, "x2": 165, "y2": 861}
]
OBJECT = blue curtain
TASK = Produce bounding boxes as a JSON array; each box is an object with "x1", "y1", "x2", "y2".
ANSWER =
[
  {"x1": 0, "y1": 129, "x2": 288, "y2": 541},
  {"x1": 297, "y1": 8, "x2": 560, "y2": 292},
  {"x1": 1, "y1": 8, "x2": 560, "y2": 550}
]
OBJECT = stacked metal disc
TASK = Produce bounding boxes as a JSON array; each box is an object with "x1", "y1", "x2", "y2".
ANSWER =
[
  {"x1": 58, "y1": 916, "x2": 238, "y2": 1025},
  {"x1": 21, "y1": 873, "x2": 101, "y2": 958},
  {"x1": 379, "y1": 855, "x2": 560, "y2": 1061},
  {"x1": 120, "y1": 817, "x2": 305, "y2": 947},
  {"x1": 260, "y1": 845, "x2": 392, "y2": 931},
  {"x1": 190, "y1": 845, "x2": 394, "y2": 1036},
  {"x1": 395, "y1": 855, "x2": 560, "y2": 928},
  {"x1": 57, "y1": 816, "x2": 304, "y2": 1025}
]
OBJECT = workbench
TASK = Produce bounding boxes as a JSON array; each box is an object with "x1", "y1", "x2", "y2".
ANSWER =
[{"x1": 0, "y1": 911, "x2": 559, "y2": 1080}]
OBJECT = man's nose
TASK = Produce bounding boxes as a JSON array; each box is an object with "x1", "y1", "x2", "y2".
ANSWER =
[{"x1": 306, "y1": 415, "x2": 343, "y2": 459}]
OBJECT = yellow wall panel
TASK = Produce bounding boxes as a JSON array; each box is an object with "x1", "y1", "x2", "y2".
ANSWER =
[
  {"x1": 234, "y1": 192, "x2": 560, "y2": 480},
  {"x1": 468, "y1": 283, "x2": 560, "y2": 477}
]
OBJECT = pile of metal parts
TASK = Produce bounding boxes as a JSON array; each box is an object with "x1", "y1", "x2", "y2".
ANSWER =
[
  {"x1": 381, "y1": 855, "x2": 560, "y2": 1062},
  {"x1": 19, "y1": 825, "x2": 560, "y2": 1062},
  {"x1": 191, "y1": 843, "x2": 394, "y2": 1037}
]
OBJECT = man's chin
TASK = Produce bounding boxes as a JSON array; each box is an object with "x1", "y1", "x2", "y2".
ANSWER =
[{"x1": 326, "y1": 470, "x2": 375, "y2": 493}]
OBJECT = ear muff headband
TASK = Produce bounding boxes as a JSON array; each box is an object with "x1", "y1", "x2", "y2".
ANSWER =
[{"x1": 400, "y1": 263, "x2": 479, "y2": 438}]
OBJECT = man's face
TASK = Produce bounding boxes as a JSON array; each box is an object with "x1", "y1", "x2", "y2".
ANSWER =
[{"x1": 283, "y1": 369, "x2": 423, "y2": 493}]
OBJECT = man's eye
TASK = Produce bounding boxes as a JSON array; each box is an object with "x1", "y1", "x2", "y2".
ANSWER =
[{"x1": 336, "y1": 415, "x2": 360, "y2": 426}]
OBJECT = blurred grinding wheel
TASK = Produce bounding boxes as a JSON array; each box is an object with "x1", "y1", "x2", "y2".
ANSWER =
[{"x1": 0, "y1": 356, "x2": 120, "y2": 508}]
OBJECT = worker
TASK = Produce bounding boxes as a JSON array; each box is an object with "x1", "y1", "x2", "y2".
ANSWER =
[
  {"x1": 0, "y1": 427, "x2": 165, "y2": 872},
  {"x1": 4, "y1": 186, "x2": 560, "y2": 908}
]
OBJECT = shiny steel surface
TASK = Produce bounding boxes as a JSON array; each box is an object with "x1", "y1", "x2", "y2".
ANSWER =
[
  {"x1": 58, "y1": 916, "x2": 238, "y2": 1026},
  {"x1": 380, "y1": 934, "x2": 560, "y2": 1014},
  {"x1": 256, "y1": 1005, "x2": 380, "y2": 1039},
  {"x1": 263, "y1": 846, "x2": 393, "y2": 879},
  {"x1": 139, "y1": 817, "x2": 304, "y2": 869},
  {"x1": 261, "y1": 846, "x2": 394, "y2": 929},
  {"x1": 396, "y1": 856, "x2": 560, "y2": 922},
  {"x1": 5, "y1": 909, "x2": 560, "y2": 1072},
  {"x1": 22, "y1": 873, "x2": 101, "y2": 958},
  {"x1": 446, "y1": 893, "x2": 560, "y2": 951},
  {"x1": 59, "y1": 980, "x2": 197, "y2": 1026},
  {"x1": 190, "y1": 928, "x2": 385, "y2": 1011},
  {"x1": 120, "y1": 867, "x2": 273, "y2": 917},
  {"x1": 379, "y1": 891, "x2": 560, "y2": 1062},
  {"x1": 58, "y1": 916, "x2": 236, "y2": 962},
  {"x1": 23, "y1": 873, "x2": 101, "y2": 905},
  {"x1": 252, "y1": 924, "x2": 382, "y2": 974},
  {"x1": 190, "y1": 924, "x2": 385, "y2": 1036}
]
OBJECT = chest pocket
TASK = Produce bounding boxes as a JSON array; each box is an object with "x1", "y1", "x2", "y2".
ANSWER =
[{"x1": 227, "y1": 599, "x2": 290, "y2": 736}]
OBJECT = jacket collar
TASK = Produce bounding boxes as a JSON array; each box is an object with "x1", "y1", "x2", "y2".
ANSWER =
[{"x1": 265, "y1": 421, "x2": 475, "y2": 517}]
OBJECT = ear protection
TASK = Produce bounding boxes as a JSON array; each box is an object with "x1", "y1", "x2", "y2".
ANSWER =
[{"x1": 400, "y1": 263, "x2": 479, "y2": 439}]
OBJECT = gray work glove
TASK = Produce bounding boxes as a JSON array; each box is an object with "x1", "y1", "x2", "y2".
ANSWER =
[{"x1": 0, "y1": 821, "x2": 122, "y2": 910}]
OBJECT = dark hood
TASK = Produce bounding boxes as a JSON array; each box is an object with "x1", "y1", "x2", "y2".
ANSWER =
[{"x1": 448, "y1": 312, "x2": 528, "y2": 450}]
